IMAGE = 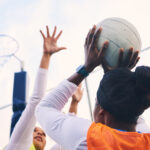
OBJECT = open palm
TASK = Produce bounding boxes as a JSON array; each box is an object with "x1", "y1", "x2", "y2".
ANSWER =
[{"x1": 40, "y1": 26, "x2": 66, "y2": 55}]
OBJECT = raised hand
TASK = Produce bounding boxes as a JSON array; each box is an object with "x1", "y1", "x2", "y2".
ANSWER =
[
  {"x1": 40, "y1": 26, "x2": 66, "y2": 56},
  {"x1": 84, "y1": 25, "x2": 109, "y2": 73},
  {"x1": 102, "y1": 48, "x2": 140, "y2": 73},
  {"x1": 67, "y1": 25, "x2": 109, "y2": 86}
]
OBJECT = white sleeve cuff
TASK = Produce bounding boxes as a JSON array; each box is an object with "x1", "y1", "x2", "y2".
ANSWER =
[{"x1": 38, "y1": 68, "x2": 48, "y2": 74}]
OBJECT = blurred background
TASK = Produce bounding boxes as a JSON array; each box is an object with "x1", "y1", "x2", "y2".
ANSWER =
[{"x1": 0, "y1": 0, "x2": 150, "y2": 149}]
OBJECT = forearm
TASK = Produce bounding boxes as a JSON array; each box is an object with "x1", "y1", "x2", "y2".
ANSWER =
[
  {"x1": 36, "y1": 80, "x2": 77, "y2": 111},
  {"x1": 40, "y1": 53, "x2": 51, "y2": 69},
  {"x1": 29, "y1": 68, "x2": 48, "y2": 105},
  {"x1": 69, "y1": 100, "x2": 79, "y2": 114}
]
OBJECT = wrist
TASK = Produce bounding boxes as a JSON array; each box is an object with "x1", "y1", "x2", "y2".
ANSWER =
[
  {"x1": 76, "y1": 65, "x2": 89, "y2": 77},
  {"x1": 71, "y1": 99, "x2": 79, "y2": 105},
  {"x1": 40, "y1": 53, "x2": 51, "y2": 69},
  {"x1": 84, "y1": 63, "x2": 95, "y2": 73},
  {"x1": 43, "y1": 52, "x2": 51, "y2": 58}
]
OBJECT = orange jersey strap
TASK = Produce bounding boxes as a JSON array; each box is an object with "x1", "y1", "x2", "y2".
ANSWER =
[{"x1": 87, "y1": 122, "x2": 150, "y2": 150}]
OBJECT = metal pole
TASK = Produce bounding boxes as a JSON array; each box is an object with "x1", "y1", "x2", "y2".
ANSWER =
[
  {"x1": 13, "y1": 55, "x2": 24, "y2": 71},
  {"x1": 0, "y1": 104, "x2": 12, "y2": 110},
  {"x1": 141, "y1": 47, "x2": 150, "y2": 52},
  {"x1": 84, "y1": 78, "x2": 93, "y2": 121}
]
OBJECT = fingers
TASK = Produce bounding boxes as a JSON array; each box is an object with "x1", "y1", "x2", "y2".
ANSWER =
[
  {"x1": 122, "y1": 47, "x2": 133, "y2": 67},
  {"x1": 40, "y1": 30, "x2": 46, "y2": 39},
  {"x1": 92, "y1": 27, "x2": 102, "y2": 50},
  {"x1": 129, "y1": 56, "x2": 140, "y2": 69},
  {"x1": 117, "y1": 47, "x2": 139, "y2": 69},
  {"x1": 128, "y1": 50, "x2": 140, "y2": 69},
  {"x1": 84, "y1": 25, "x2": 96, "y2": 56},
  {"x1": 46, "y1": 26, "x2": 50, "y2": 37},
  {"x1": 56, "y1": 30, "x2": 63, "y2": 40},
  {"x1": 88, "y1": 25, "x2": 96, "y2": 45},
  {"x1": 118, "y1": 48, "x2": 124, "y2": 67},
  {"x1": 40, "y1": 26, "x2": 63, "y2": 40},
  {"x1": 102, "y1": 58, "x2": 111, "y2": 73},
  {"x1": 85, "y1": 29, "x2": 91, "y2": 46},
  {"x1": 136, "y1": 56, "x2": 140, "y2": 63},
  {"x1": 98, "y1": 41, "x2": 109, "y2": 58},
  {"x1": 52, "y1": 26, "x2": 56, "y2": 38},
  {"x1": 56, "y1": 47, "x2": 67, "y2": 51},
  {"x1": 85, "y1": 25, "x2": 102, "y2": 48},
  {"x1": 128, "y1": 50, "x2": 139, "y2": 66},
  {"x1": 40, "y1": 26, "x2": 50, "y2": 39},
  {"x1": 135, "y1": 56, "x2": 140, "y2": 65}
]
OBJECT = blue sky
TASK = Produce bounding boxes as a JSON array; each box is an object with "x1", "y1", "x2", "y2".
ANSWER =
[{"x1": 1, "y1": 0, "x2": 150, "y2": 149}]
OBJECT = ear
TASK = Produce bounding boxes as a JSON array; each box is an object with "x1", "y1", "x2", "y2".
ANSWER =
[
  {"x1": 95, "y1": 107, "x2": 105, "y2": 124},
  {"x1": 98, "y1": 107, "x2": 105, "y2": 116}
]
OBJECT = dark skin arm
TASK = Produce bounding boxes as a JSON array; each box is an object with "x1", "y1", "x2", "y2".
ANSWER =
[
  {"x1": 68, "y1": 24, "x2": 140, "y2": 86},
  {"x1": 68, "y1": 25, "x2": 109, "y2": 85}
]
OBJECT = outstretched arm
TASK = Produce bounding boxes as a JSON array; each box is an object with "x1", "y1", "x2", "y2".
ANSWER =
[
  {"x1": 67, "y1": 25, "x2": 109, "y2": 85},
  {"x1": 6, "y1": 26, "x2": 65, "y2": 150},
  {"x1": 35, "y1": 25, "x2": 108, "y2": 150}
]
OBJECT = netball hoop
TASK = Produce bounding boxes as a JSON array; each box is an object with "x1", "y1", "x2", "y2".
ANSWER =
[{"x1": 0, "y1": 34, "x2": 23, "y2": 71}]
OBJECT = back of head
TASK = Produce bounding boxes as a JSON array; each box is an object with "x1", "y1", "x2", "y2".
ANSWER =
[{"x1": 97, "y1": 66, "x2": 150, "y2": 124}]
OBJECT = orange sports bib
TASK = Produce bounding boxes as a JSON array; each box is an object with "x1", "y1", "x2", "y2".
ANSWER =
[{"x1": 87, "y1": 122, "x2": 150, "y2": 150}]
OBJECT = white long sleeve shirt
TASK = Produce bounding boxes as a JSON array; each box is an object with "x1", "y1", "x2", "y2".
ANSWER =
[
  {"x1": 35, "y1": 80, "x2": 150, "y2": 150},
  {"x1": 6, "y1": 68, "x2": 48, "y2": 150}
]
